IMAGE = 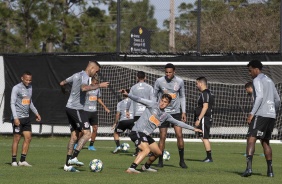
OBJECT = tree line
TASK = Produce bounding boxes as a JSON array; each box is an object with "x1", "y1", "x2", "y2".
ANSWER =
[{"x1": 0, "y1": 0, "x2": 280, "y2": 53}]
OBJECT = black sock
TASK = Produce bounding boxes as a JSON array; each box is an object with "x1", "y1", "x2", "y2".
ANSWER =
[
  {"x1": 206, "y1": 150, "x2": 212, "y2": 159},
  {"x1": 72, "y1": 150, "x2": 80, "y2": 159},
  {"x1": 246, "y1": 155, "x2": 253, "y2": 170},
  {"x1": 144, "y1": 162, "x2": 151, "y2": 169},
  {"x1": 159, "y1": 151, "x2": 164, "y2": 163},
  {"x1": 12, "y1": 155, "x2": 17, "y2": 163},
  {"x1": 66, "y1": 155, "x2": 71, "y2": 166},
  {"x1": 89, "y1": 141, "x2": 94, "y2": 146},
  {"x1": 266, "y1": 160, "x2": 273, "y2": 173},
  {"x1": 115, "y1": 140, "x2": 120, "y2": 147},
  {"x1": 20, "y1": 154, "x2": 26, "y2": 162},
  {"x1": 179, "y1": 148, "x2": 184, "y2": 162},
  {"x1": 130, "y1": 163, "x2": 138, "y2": 169}
]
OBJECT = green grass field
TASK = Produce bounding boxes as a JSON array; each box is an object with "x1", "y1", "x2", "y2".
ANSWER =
[{"x1": 0, "y1": 136, "x2": 281, "y2": 184}]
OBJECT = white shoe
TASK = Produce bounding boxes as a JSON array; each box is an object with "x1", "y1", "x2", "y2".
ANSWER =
[
  {"x1": 113, "y1": 146, "x2": 121, "y2": 154},
  {"x1": 126, "y1": 167, "x2": 141, "y2": 174},
  {"x1": 18, "y1": 161, "x2": 32, "y2": 167},
  {"x1": 68, "y1": 157, "x2": 84, "y2": 166},
  {"x1": 11, "y1": 162, "x2": 18, "y2": 167},
  {"x1": 141, "y1": 165, "x2": 157, "y2": 172},
  {"x1": 64, "y1": 165, "x2": 80, "y2": 172}
]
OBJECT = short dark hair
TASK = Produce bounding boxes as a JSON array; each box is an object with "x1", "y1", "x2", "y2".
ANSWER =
[
  {"x1": 89, "y1": 60, "x2": 101, "y2": 68},
  {"x1": 22, "y1": 71, "x2": 32, "y2": 76},
  {"x1": 247, "y1": 60, "x2": 263, "y2": 70},
  {"x1": 196, "y1": 76, "x2": 207, "y2": 85},
  {"x1": 165, "y1": 63, "x2": 175, "y2": 70},
  {"x1": 137, "y1": 71, "x2": 145, "y2": 79},
  {"x1": 123, "y1": 89, "x2": 130, "y2": 97},
  {"x1": 161, "y1": 93, "x2": 172, "y2": 103},
  {"x1": 245, "y1": 82, "x2": 252, "y2": 89}
]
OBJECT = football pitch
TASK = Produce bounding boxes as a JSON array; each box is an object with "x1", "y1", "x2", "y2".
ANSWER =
[{"x1": 0, "y1": 136, "x2": 281, "y2": 184}]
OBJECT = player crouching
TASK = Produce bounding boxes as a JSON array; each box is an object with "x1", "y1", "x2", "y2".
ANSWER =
[{"x1": 119, "y1": 90, "x2": 202, "y2": 174}]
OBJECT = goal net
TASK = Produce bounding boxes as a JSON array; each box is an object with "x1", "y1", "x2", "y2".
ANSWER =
[{"x1": 95, "y1": 61, "x2": 282, "y2": 140}]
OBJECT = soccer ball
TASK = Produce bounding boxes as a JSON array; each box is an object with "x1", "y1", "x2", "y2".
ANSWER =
[
  {"x1": 163, "y1": 150, "x2": 170, "y2": 161},
  {"x1": 89, "y1": 159, "x2": 103, "y2": 172},
  {"x1": 121, "y1": 143, "x2": 130, "y2": 152}
]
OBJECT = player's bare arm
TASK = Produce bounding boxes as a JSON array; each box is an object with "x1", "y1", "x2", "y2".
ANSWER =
[
  {"x1": 35, "y1": 114, "x2": 41, "y2": 122},
  {"x1": 81, "y1": 82, "x2": 109, "y2": 92},
  {"x1": 195, "y1": 103, "x2": 208, "y2": 127}
]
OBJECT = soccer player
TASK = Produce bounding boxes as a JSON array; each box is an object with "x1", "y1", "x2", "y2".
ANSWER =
[
  {"x1": 127, "y1": 71, "x2": 154, "y2": 156},
  {"x1": 194, "y1": 77, "x2": 214, "y2": 162},
  {"x1": 84, "y1": 77, "x2": 110, "y2": 151},
  {"x1": 60, "y1": 61, "x2": 109, "y2": 172},
  {"x1": 11, "y1": 71, "x2": 41, "y2": 167},
  {"x1": 112, "y1": 89, "x2": 135, "y2": 153},
  {"x1": 245, "y1": 82, "x2": 253, "y2": 96},
  {"x1": 119, "y1": 90, "x2": 201, "y2": 174},
  {"x1": 242, "y1": 60, "x2": 280, "y2": 177},
  {"x1": 153, "y1": 63, "x2": 187, "y2": 168}
]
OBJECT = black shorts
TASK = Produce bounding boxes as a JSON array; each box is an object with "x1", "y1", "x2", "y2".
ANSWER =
[
  {"x1": 196, "y1": 116, "x2": 212, "y2": 139},
  {"x1": 85, "y1": 111, "x2": 98, "y2": 126},
  {"x1": 13, "y1": 117, "x2": 31, "y2": 134},
  {"x1": 66, "y1": 107, "x2": 90, "y2": 132},
  {"x1": 159, "y1": 113, "x2": 181, "y2": 128},
  {"x1": 134, "y1": 116, "x2": 140, "y2": 122},
  {"x1": 247, "y1": 116, "x2": 275, "y2": 140},
  {"x1": 114, "y1": 119, "x2": 135, "y2": 133},
  {"x1": 129, "y1": 131, "x2": 155, "y2": 147}
]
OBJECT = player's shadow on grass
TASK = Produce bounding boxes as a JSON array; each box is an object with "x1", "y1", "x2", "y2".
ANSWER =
[
  {"x1": 151, "y1": 163, "x2": 181, "y2": 168},
  {"x1": 231, "y1": 152, "x2": 265, "y2": 157},
  {"x1": 185, "y1": 158, "x2": 203, "y2": 162},
  {"x1": 59, "y1": 166, "x2": 88, "y2": 172},
  {"x1": 230, "y1": 171, "x2": 263, "y2": 177}
]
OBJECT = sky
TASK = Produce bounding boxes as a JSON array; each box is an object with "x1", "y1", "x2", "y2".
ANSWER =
[{"x1": 90, "y1": 0, "x2": 197, "y2": 29}]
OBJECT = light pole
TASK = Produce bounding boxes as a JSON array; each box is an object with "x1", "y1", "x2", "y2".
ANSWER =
[{"x1": 169, "y1": 0, "x2": 175, "y2": 53}]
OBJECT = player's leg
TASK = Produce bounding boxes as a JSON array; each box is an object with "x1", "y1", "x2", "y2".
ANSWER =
[
  {"x1": 142, "y1": 139, "x2": 162, "y2": 172},
  {"x1": 174, "y1": 125, "x2": 187, "y2": 168},
  {"x1": 133, "y1": 116, "x2": 141, "y2": 156},
  {"x1": 260, "y1": 118, "x2": 275, "y2": 177},
  {"x1": 18, "y1": 130, "x2": 32, "y2": 166},
  {"x1": 261, "y1": 139, "x2": 273, "y2": 177},
  {"x1": 113, "y1": 121, "x2": 124, "y2": 153},
  {"x1": 88, "y1": 112, "x2": 98, "y2": 151},
  {"x1": 157, "y1": 125, "x2": 168, "y2": 167},
  {"x1": 11, "y1": 125, "x2": 21, "y2": 166},
  {"x1": 201, "y1": 117, "x2": 213, "y2": 163},
  {"x1": 70, "y1": 110, "x2": 91, "y2": 164},
  {"x1": 242, "y1": 136, "x2": 256, "y2": 177},
  {"x1": 126, "y1": 131, "x2": 148, "y2": 174}
]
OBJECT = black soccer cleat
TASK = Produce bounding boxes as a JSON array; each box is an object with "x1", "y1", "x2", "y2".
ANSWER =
[
  {"x1": 241, "y1": 169, "x2": 252, "y2": 177},
  {"x1": 179, "y1": 161, "x2": 188, "y2": 169},
  {"x1": 267, "y1": 172, "x2": 274, "y2": 177},
  {"x1": 202, "y1": 158, "x2": 213, "y2": 163}
]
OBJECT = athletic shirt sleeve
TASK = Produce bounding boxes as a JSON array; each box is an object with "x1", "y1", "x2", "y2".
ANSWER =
[
  {"x1": 251, "y1": 77, "x2": 263, "y2": 115},
  {"x1": 30, "y1": 100, "x2": 38, "y2": 115},
  {"x1": 179, "y1": 79, "x2": 186, "y2": 113},
  {"x1": 128, "y1": 94, "x2": 155, "y2": 108},
  {"x1": 153, "y1": 79, "x2": 161, "y2": 102},
  {"x1": 10, "y1": 86, "x2": 18, "y2": 119},
  {"x1": 166, "y1": 114, "x2": 194, "y2": 131}
]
